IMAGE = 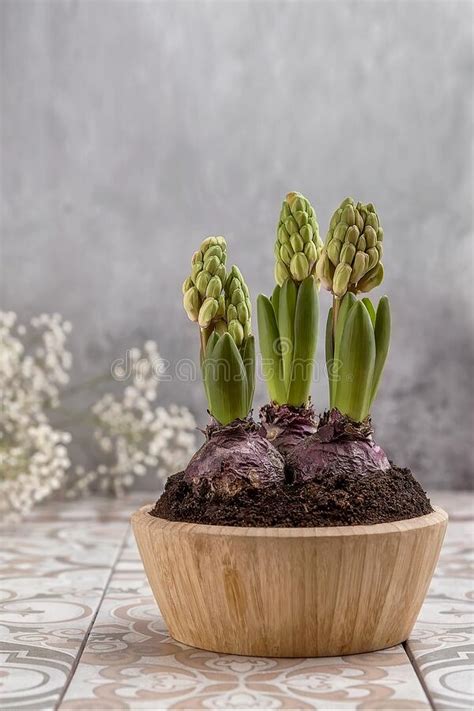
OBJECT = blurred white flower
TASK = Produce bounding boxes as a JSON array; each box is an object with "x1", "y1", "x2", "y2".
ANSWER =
[
  {"x1": 0, "y1": 311, "x2": 73, "y2": 523},
  {"x1": 71, "y1": 342, "x2": 196, "y2": 497},
  {"x1": 1, "y1": 314, "x2": 197, "y2": 519}
]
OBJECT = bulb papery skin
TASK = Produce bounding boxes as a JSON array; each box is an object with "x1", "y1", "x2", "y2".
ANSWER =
[
  {"x1": 259, "y1": 403, "x2": 318, "y2": 457},
  {"x1": 286, "y1": 408, "x2": 390, "y2": 483},
  {"x1": 182, "y1": 417, "x2": 285, "y2": 496}
]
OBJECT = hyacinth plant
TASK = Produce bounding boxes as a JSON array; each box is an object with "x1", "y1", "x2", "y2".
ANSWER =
[
  {"x1": 182, "y1": 236, "x2": 255, "y2": 425},
  {"x1": 288, "y1": 198, "x2": 392, "y2": 481},
  {"x1": 257, "y1": 192, "x2": 321, "y2": 455},
  {"x1": 181, "y1": 236, "x2": 285, "y2": 494}
]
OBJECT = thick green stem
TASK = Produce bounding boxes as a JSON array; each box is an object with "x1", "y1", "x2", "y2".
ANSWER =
[{"x1": 332, "y1": 295, "x2": 341, "y2": 344}]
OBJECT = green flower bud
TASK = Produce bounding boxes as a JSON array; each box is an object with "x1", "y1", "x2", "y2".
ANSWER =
[
  {"x1": 206, "y1": 275, "x2": 222, "y2": 299},
  {"x1": 183, "y1": 287, "x2": 200, "y2": 321},
  {"x1": 229, "y1": 277, "x2": 241, "y2": 293},
  {"x1": 225, "y1": 264, "x2": 252, "y2": 339},
  {"x1": 294, "y1": 210, "x2": 308, "y2": 228},
  {"x1": 304, "y1": 240, "x2": 317, "y2": 264},
  {"x1": 351, "y1": 251, "x2": 369, "y2": 284},
  {"x1": 334, "y1": 222, "x2": 348, "y2": 241},
  {"x1": 191, "y1": 262, "x2": 203, "y2": 281},
  {"x1": 327, "y1": 239, "x2": 342, "y2": 266},
  {"x1": 205, "y1": 245, "x2": 223, "y2": 261},
  {"x1": 365, "y1": 212, "x2": 379, "y2": 230},
  {"x1": 285, "y1": 216, "x2": 299, "y2": 234},
  {"x1": 237, "y1": 301, "x2": 248, "y2": 324},
  {"x1": 185, "y1": 235, "x2": 228, "y2": 326},
  {"x1": 198, "y1": 297, "x2": 219, "y2": 328},
  {"x1": 316, "y1": 251, "x2": 334, "y2": 291},
  {"x1": 358, "y1": 262, "x2": 384, "y2": 293},
  {"x1": 217, "y1": 294, "x2": 226, "y2": 318},
  {"x1": 291, "y1": 195, "x2": 306, "y2": 212},
  {"x1": 275, "y1": 260, "x2": 290, "y2": 286},
  {"x1": 231, "y1": 288, "x2": 244, "y2": 306},
  {"x1": 290, "y1": 233, "x2": 304, "y2": 253},
  {"x1": 323, "y1": 198, "x2": 385, "y2": 295},
  {"x1": 278, "y1": 225, "x2": 289, "y2": 244},
  {"x1": 364, "y1": 226, "x2": 377, "y2": 247},
  {"x1": 275, "y1": 192, "x2": 322, "y2": 286},
  {"x1": 216, "y1": 264, "x2": 226, "y2": 283},
  {"x1": 330, "y1": 209, "x2": 342, "y2": 230},
  {"x1": 342, "y1": 204, "x2": 355, "y2": 226},
  {"x1": 346, "y1": 225, "x2": 360, "y2": 245},
  {"x1": 290, "y1": 252, "x2": 310, "y2": 281},
  {"x1": 200, "y1": 237, "x2": 215, "y2": 250},
  {"x1": 340, "y1": 197, "x2": 353, "y2": 208},
  {"x1": 195, "y1": 270, "x2": 211, "y2": 296},
  {"x1": 204, "y1": 254, "x2": 220, "y2": 275},
  {"x1": 333, "y1": 263, "x2": 353, "y2": 298},
  {"x1": 228, "y1": 318, "x2": 244, "y2": 346},
  {"x1": 366, "y1": 247, "x2": 379, "y2": 271},
  {"x1": 300, "y1": 224, "x2": 313, "y2": 242},
  {"x1": 227, "y1": 304, "x2": 238, "y2": 322},
  {"x1": 354, "y1": 209, "x2": 364, "y2": 232},
  {"x1": 357, "y1": 235, "x2": 366, "y2": 251},
  {"x1": 280, "y1": 244, "x2": 294, "y2": 266},
  {"x1": 340, "y1": 242, "x2": 356, "y2": 264},
  {"x1": 182, "y1": 276, "x2": 193, "y2": 294}
]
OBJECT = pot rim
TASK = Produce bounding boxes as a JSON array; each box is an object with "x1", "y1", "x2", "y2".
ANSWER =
[{"x1": 132, "y1": 504, "x2": 447, "y2": 539}]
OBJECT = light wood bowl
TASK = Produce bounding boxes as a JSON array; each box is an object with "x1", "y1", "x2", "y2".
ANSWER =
[{"x1": 132, "y1": 505, "x2": 447, "y2": 657}]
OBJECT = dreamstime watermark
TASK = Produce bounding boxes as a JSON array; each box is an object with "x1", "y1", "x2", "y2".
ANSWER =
[{"x1": 110, "y1": 348, "x2": 349, "y2": 384}]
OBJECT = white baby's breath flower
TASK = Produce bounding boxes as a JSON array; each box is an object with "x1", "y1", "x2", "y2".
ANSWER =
[
  {"x1": 72, "y1": 341, "x2": 196, "y2": 496},
  {"x1": 1, "y1": 317, "x2": 197, "y2": 510},
  {"x1": 0, "y1": 311, "x2": 73, "y2": 523}
]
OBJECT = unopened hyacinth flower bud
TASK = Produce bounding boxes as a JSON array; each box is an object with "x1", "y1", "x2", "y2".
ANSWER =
[
  {"x1": 225, "y1": 265, "x2": 252, "y2": 346},
  {"x1": 182, "y1": 236, "x2": 227, "y2": 325},
  {"x1": 317, "y1": 198, "x2": 384, "y2": 298},
  {"x1": 274, "y1": 192, "x2": 323, "y2": 286}
]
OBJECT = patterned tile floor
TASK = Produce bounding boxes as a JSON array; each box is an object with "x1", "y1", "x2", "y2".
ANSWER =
[{"x1": 0, "y1": 492, "x2": 472, "y2": 710}]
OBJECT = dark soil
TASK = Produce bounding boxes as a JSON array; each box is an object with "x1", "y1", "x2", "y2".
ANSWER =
[{"x1": 150, "y1": 464, "x2": 432, "y2": 527}]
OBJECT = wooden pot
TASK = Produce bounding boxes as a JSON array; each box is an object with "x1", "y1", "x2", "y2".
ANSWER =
[{"x1": 131, "y1": 505, "x2": 447, "y2": 657}]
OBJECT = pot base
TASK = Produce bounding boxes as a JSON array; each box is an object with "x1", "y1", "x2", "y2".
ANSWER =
[{"x1": 132, "y1": 506, "x2": 447, "y2": 657}]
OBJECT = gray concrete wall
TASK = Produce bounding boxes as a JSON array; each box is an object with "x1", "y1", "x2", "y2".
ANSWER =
[{"x1": 1, "y1": 0, "x2": 473, "y2": 488}]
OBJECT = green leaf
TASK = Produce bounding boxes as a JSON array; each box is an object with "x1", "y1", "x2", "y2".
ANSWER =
[
  {"x1": 206, "y1": 331, "x2": 220, "y2": 358},
  {"x1": 332, "y1": 292, "x2": 357, "y2": 406},
  {"x1": 271, "y1": 284, "x2": 281, "y2": 320},
  {"x1": 334, "y1": 300, "x2": 375, "y2": 421},
  {"x1": 202, "y1": 331, "x2": 220, "y2": 408},
  {"x1": 370, "y1": 295, "x2": 391, "y2": 406},
  {"x1": 278, "y1": 279, "x2": 297, "y2": 398},
  {"x1": 241, "y1": 335, "x2": 256, "y2": 413},
  {"x1": 288, "y1": 276, "x2": 319, "y2": 406},
  {"x1": 362, "y1": 297, "x2": 376, "y2": 326},
  {"x1": 204, "y1": 333, "x2": 248, "y2": 425},
  {"x1": 325, "y1": 307, "x2": 334, "y2": 406},
  {"x1": 257, "y1": 294, "x2": 286, "y2": 405}
]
